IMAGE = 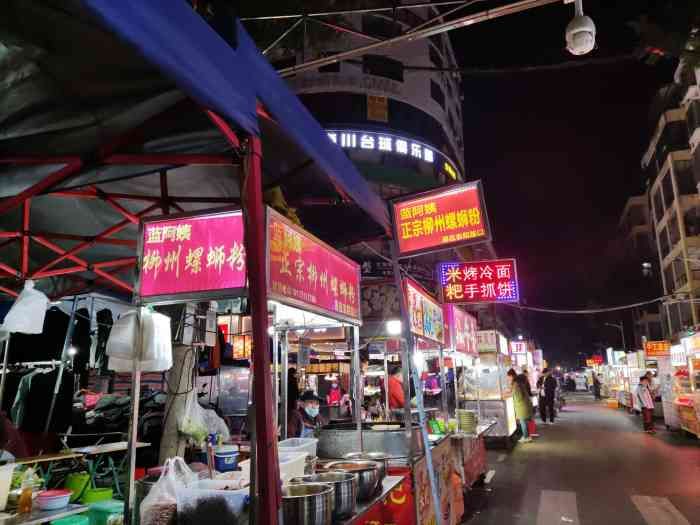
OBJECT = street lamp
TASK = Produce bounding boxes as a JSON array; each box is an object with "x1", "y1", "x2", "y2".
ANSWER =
[{"x1": 604, "y1": 322, "x2": 626, "y2": 352}]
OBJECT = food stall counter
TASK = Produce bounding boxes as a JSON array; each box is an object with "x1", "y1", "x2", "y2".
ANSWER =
[{"x1": 337, "y1": 475, "x2": 406, "y2": 525}]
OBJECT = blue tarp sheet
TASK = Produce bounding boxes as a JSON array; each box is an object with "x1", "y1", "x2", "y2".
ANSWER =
[{"x1": 83, "y1": 1, "x2": 390, "y2": 233}]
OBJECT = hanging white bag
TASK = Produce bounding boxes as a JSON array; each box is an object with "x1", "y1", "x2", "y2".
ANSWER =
[
  {"x1": 178, "y1": 391, "x2": 208, "y2": 445},
  {"x1": 106, "y1": 308, "x2": 173, "y2": 372},
  {"x1": 106, "y1": 310, "x2": 139, "y2": 361},
  {"x1": 140, "y1": 456, "x2": 196, "y2": 525},
  {"x1": 1, "y1": 280, "x2": 49, "y2": 334}
]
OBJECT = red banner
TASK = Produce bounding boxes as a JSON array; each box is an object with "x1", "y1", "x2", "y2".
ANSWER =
[
  {"x1": 139, "y1": 209, "x2": 246, "y2": 300},
  {"x1": 267, "y1": 208, "x2": 361, "y2": 324},
  {"x1": 443, "y1": 304, "x2": 478, "y2": 355},
  {"x1": 393, "y1": 182, "x2": 490, "y2": 257},
  {"x1": 437, "y1": 259, "x2": 519, "y2": 304}
]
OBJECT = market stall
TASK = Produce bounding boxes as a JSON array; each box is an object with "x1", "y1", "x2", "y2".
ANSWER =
[
  {"x1": 661, "y1": 343, "x2": 689, "y2": 430},
  {"x1": 462, "y1": 330, "x2": 517, "y2": 446}
]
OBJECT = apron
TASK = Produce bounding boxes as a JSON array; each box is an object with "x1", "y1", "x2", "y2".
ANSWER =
[{"x1": 300, "y1": 424, "x2": 315, "y2": 438}]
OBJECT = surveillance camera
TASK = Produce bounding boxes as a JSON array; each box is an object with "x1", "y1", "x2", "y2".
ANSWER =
[{"x1": 566, "y1": 14, "x2": 596, "y2": 56}]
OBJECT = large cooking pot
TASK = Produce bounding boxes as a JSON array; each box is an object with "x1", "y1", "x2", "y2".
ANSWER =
[
  {"x1": 289, "y1": 472, "x2": 357, "y2": 519},
  {"x1": 325, "y1": 461, "x2": 380, "y2": 502},
  {"x1": 318, "y1": 422, "x2": 424, "y2": 459},
  {"x1": 282, "y1": 483, "x2": 334, "y2": 525},
  {"x1": 343, "y1": 452, "x2": 388, "y2": 481}
]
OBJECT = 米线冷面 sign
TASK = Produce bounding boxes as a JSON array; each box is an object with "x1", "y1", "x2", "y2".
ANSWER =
[
  {"x1": 404, "y1": 278, "x2": 444, "y2": 344},
  {"x1": 393, "y1": 182, "x2": 490, "y2": 257},
  {"x1": 443, "y1": 304, "x2": 477, "y2": 355},
  {"x1": 438, "y1": 259, "x2": 519, "y2": 304},
  {"x1": 138, "y1": 209, "x2": 247, "y2": 302},
  {"x1": 267, "y1": 208, "x2": 361, "y2": 324}
]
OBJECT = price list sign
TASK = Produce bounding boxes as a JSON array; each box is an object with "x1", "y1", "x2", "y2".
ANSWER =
[
  {"x1": 138, "y1": 209, "x2": 247, "y2": 302},
  {"x1": 392, "y1": 181, "x2": 491, "y2": 257},
  {"x1": 437, "y1": 259, "x2": 519, "y2": 304}
]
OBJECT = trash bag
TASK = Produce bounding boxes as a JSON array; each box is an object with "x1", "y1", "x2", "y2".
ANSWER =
[
  {"x1": 1, "y1": 280, "x2": 49, "y2": 334},
  {"x1": 178, "y1": 392, "x2": 208, "y2": 445},
  {"x1": 140, "y1": 457, "x2": 196, "y2": 525}
]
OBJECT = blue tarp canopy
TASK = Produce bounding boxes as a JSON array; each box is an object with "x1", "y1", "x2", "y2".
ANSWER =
[{"x1": 83, "y1": 0, "x2": 390, "y2": 234}]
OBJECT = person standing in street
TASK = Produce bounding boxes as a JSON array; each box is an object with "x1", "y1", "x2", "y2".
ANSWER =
[
  {"x1": 508, "y1": 369, "x2": 534, "y2": 443},
  {"x1": 537, "y1": 368, "x2": 558, "y2": 424},
  {"x1": 636, "y1": 376, "x2": 655, "y2": 434},
  {"x1": 592, "y1": 372, "x2": 602, "y2": 400}
]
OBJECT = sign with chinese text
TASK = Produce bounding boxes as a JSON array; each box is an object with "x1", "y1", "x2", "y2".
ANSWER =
[
  {"x1": 366, "y1": 95, "x2": 388, "y2": 122},
  {"x1": 404, "y1": 278, "x2": 444, "y2": 344},
  {"x1": 509, "y1": 341, "x2": 528, "y2": 354},
  {"x1": 672, "y1": 344, "x2": 687, "y2": 367},
  {"x1": 644, "y1": 340, "x2": 671, "y2": 357},
  {"x1": 139, "y1": 209, "x2": 246, "y2": 302},
  {"x1": 586, "y1": 359, "x2": 595, "y2": 367},
  {"x1": 477, "y1": 330, "x2": 497, "y2": 353},
  {"x1": 267, "y1": 208, "x2": 361, "y2": 325},
  {"x1": 438, "y1": 259, "x2": 519, "y2": 304},
  {"x1": 443, "y1": 305, "x2": 477, "y2": 355},
  {"x1": 393, "y1": 182, "x2": 490, "y2": 257}
]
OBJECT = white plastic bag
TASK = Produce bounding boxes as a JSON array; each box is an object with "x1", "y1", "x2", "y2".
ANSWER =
[
  {"x1": 202, "y1": 409, "x2": 230, "y2": 442},
  {"x1": 140, "y1": 457, "x2": 196, "y2": 525},
  {"x1": 1, "y1": 280, "x2": 48, "y2": 334},
  {"x1": 178, "y1": 392, "x2": 208, "y2": 445},
  {"x1": 106, "y1": 308, "x2": 172, "y2": 373}
]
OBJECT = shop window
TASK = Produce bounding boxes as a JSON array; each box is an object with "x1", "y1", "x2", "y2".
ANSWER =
[
  {"x1": 430, "y1": 80, "x2": 445, "y2": 109},
  {"x1": 662, "y1": 172, "x2": 675, "y2": 210},
  {"x1": 659, "y1": 228, "x2": 670, "y2": 260},
  {"x1": 429, "y1": 44, "x2": 444, "y2": 69},
  {"x1": 652, "y1": 189, "x2": 664, "y2": 224},
  {"x1": 362, "y1": 14, "x2": 397, "y2": 38},
  {"x1": 363, "y1": 54, "x2": 404, "y2": 82},
  {"x1": 675, "y1": 159, "x2": 696, "y2": 195}
]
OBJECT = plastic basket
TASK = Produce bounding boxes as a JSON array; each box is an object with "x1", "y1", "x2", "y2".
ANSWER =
[{"x1": 278, "y1": 438, "x2": 318, "y2": 458}]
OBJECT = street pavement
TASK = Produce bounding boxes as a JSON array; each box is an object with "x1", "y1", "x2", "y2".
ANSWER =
[{"x1": 464, "y1": 393, "x2": 700, "y2": 525}]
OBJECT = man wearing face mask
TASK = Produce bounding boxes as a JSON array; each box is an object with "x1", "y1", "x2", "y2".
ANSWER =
[{"x1": 288, "y1": 390, "x2": 327, "y2": 438}]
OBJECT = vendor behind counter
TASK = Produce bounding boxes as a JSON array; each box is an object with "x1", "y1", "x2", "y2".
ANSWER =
[{"x1": 287, "y1": 390, "x2": 327, "y2": 438}]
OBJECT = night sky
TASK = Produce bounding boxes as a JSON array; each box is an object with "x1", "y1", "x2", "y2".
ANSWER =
[{"x1": 452, "y1": 1, "x2": 679, "y2": 364}]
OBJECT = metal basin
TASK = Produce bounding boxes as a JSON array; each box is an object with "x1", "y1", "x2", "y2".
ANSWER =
[
  {"x1": 318, "y1": 422, "x2": 424, "y2": 459},
  {"x1": 325, "y1": 460, "x2": 380, "y2": 502},
  {"x1": 282, "y1": 483, "x2": 334, "y2": 525},
  {"x1": 289, "y1": 472, "x2": 357, "y2": 519},
  {"x1": 343, "y1": 452, "x2": 388, "y2": 480}
]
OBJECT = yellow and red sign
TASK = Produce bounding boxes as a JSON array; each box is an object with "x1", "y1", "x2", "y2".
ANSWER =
[
  {"x1": 644, "y1": 340, "x2": 671, "y2": 357},
  {"x1": 267, "y1": 208, "x2": 361, "y2": 324},
  {"x1": 393, "y1": 181, "x2": 491, "y2": 257}
]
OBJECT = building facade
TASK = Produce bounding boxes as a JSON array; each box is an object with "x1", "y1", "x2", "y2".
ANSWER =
[{"x1": 646, "y1": 61, "x2": 700, "y2": 339}]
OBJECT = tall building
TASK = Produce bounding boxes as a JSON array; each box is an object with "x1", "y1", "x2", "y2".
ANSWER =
[
  {"x1": 645, "y1": 58, "x2": 700, "y2": 339},
  {"x1": 617, "y1": 195, "x2": 663, "y2": 347}
]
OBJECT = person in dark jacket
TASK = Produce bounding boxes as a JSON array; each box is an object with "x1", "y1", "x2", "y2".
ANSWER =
[
  {"x1": 592, "y1": 372, "x2": 602, "y2": 400},
  {"x1": 287, "y1": 390, "x2": 327, "y2": 438},
  {"x1": 537, "y1": 368, "x2": 558, "y2": 424}
]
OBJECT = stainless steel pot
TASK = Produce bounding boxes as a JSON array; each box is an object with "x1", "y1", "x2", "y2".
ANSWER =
[
  {"x1": 325, "y1": 460, "x2": 380, "y2": 502},
  {"x1": 318, "y1": 422, "x2": 424, "y2": 459},
  {"x1": 342, "y1": 452, "x2": 388, "y2": 481},
  {"x1": 282, "y1": 483, "x2": 334, "y2": 525},
  {"x1": 290, "y1": 472, "x2": 358, "y2": 519}
]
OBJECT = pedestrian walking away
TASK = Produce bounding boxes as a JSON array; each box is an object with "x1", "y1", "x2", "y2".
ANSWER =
[
  {"x1": 592, "y1": 371, "x2": 602, "y2": 401},
  {"x1": 636, "y1": 376, "x2": 655, "y2": 434},
  {"x1": 537, "y1": 368, "x2": 558, "y2": 424}
]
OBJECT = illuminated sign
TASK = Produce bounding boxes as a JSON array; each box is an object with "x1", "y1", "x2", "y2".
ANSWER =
[
  {"x1": 437, "y1": 259, "x2": 519, "y2": 304},
  {"x1": 510, "y1": 341, "x2": 528, "y2": 354},
  {"x1": 443, "y1": 304, "x2": 477, "y2": 355},
  {"x1": 393, "y1": 182, "x2": 491, "y2": 257},
  {"x1": 644, "y1": 340, "x2": 671, "y2": 357},
  {"x1": 671, "y1": 344, "x2": 686, "y2": 367},
  {"x1": 267, "y1": 208, "x2": 361, "y2": 325},
  {"x1": 138, "y1": 209, "x2": 247, "y2": 302},
  {"x1": 443, "y1": 162, "x2": 458, "y2": 180},
  {"x1": 404, "y1": 278, "x2": 444, "y2": 344}
]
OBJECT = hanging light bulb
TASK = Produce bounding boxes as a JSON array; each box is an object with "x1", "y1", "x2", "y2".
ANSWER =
[{"x1": 565, "y1": 0, "x2": 596, "y2": 56}]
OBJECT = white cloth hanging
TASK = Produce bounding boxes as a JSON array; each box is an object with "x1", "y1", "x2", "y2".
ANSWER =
[{"x1": 106, "y1": 308, "x2": 173, "y2": 372}]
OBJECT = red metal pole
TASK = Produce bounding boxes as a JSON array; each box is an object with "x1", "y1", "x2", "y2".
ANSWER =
[
  {"x1": 0, "y1": 263, "x2": 20, "y2": 278},
  {"x1": 243, "y1": 136, "x2": 281, "y2": 523},
  {"x1": 0, "y1": 286, "x2": 18, "y2": 298},
  {"x1": 93, "y1": 268, "x2": 133, "y2": 292},
  {"x1": 102, "y1": 154, "x2": 237, "y2": 165},
  {"x1": 92, "y1": 258, "x2": 136, "y2": 269},
  {"x1": 32, "y1": 266, "x2": 88, "y2": 279},
  {"x1": 31, "y1": 236, "x2": 89, "y2": 269},
  {"x1": 159, "y1": 171, "x2": 170, "y2": 214},
  {"x1": 21, "y1": 199, "x2": 31, "y2": 276}
]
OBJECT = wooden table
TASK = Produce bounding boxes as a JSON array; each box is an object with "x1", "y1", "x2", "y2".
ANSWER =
[{"x1": 0, "y1": 504, "x2": 88, "y2": 525}]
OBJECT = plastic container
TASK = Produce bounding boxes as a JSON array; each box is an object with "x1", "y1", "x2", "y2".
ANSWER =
[
  {"x1": 88, "y1": 499, "x2": 123, "y2": 525},
  {"x1": 51, "y1": 515, "x2": 89, "y2": 525},
  {"x1": 37, "y1": 490, "x2": 72, "y2": 511},
  {"x1": 214, "y1": 446, "x2": 239, "y2": 473},
  {"x1": 0, "y1": 464, "x2": 15, "y2": 511},
  {"x1": 65, "y1": 472, "x2": 90, "y2": 503},
  {"x1": 278, "y1": 452, "x2": 308, "y2": 483},
  {"x1": 80, "y1": 488, "x2": 113, "y2": 504},
  {"x1": 278, "y1": 438, "x2": 318, "y2": 458}
]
